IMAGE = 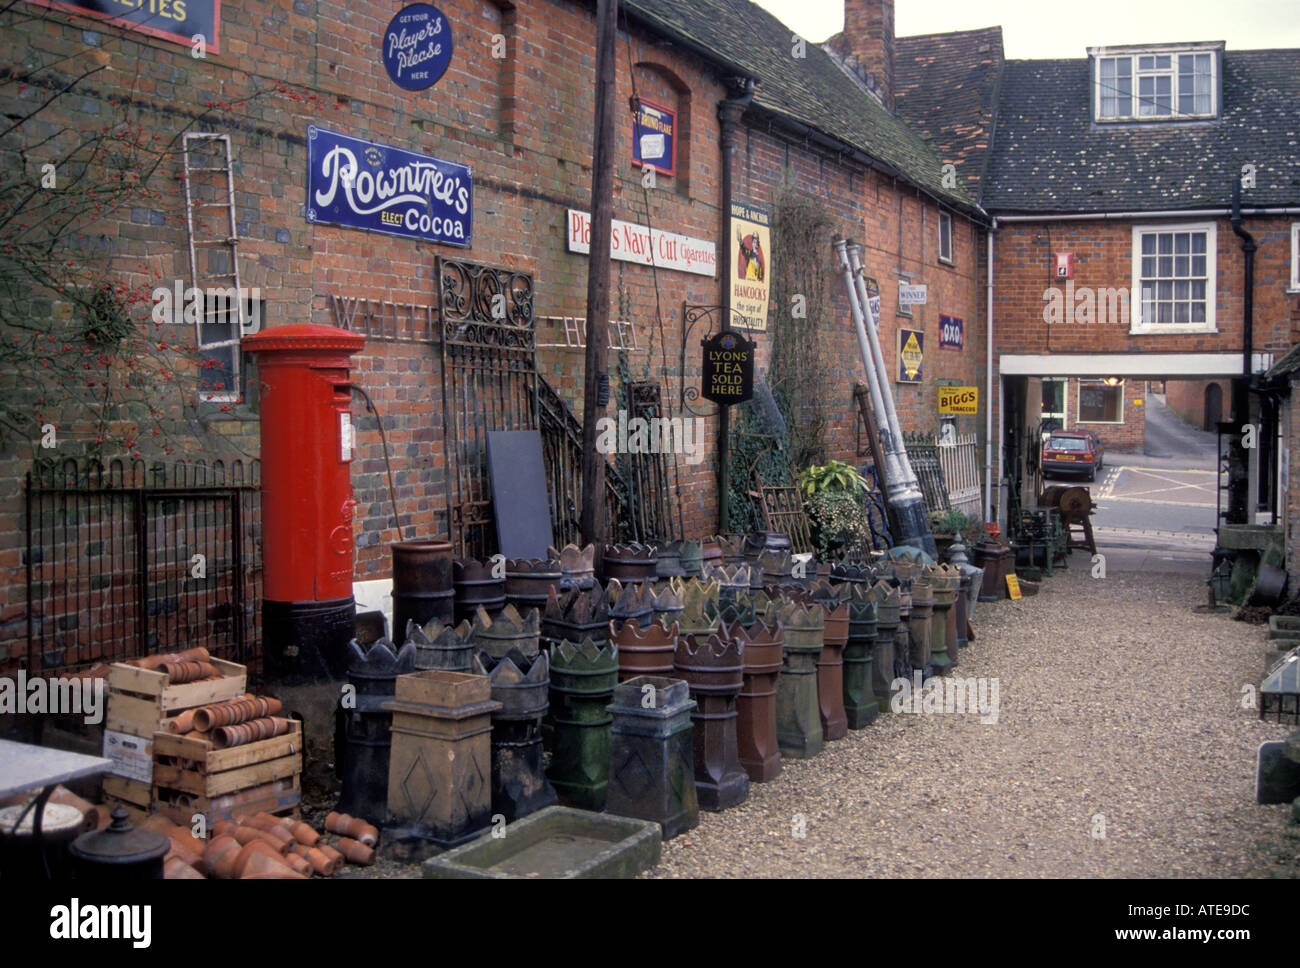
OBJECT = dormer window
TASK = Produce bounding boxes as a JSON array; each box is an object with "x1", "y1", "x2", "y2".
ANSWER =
[{"x1": 1091, "y1": 43, "x2": 1221, "y2": 122}]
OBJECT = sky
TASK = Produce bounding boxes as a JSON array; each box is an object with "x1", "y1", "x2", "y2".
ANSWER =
[{"x1": 752, "y1": 0, "x2": 1300, "y2": 58}]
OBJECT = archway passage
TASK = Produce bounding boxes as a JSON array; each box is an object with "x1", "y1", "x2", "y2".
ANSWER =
[{"x1": 1204, "y1": 382, "x2": 1223, "y2": 431}]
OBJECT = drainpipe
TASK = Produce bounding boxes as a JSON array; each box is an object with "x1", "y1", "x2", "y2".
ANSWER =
[
  {"x1": 985, "y1": 221, "x2": 996, "y2": 527},
  {"x1": 716, "y1": 77, "x2": 756, "y2": 533},
  {"x1": 1231, "y1": 178, "x2": 1260, "y2": 518}
]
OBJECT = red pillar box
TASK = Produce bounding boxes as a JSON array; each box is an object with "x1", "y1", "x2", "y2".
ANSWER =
[{"x1": 243, "y1": 324, "x2": 366, "y2": 683}]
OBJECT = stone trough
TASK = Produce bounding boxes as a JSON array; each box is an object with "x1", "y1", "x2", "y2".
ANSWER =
[{"x1": 421, "y1": 805, "x2": 661, "y2": 879}]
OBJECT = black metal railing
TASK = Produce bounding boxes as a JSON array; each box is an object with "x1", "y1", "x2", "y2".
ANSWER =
[
  {"x1": 24, "y1": 457, "x2": 261, "y2": 675},
  {"x1": 535, "y1": 373, "x2": 634, "y2": 546}
]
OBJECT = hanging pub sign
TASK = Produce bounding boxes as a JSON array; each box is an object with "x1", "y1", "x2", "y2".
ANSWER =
[
  {"x1": 939, "y1": 314, "x2": 964, "y2": 349},
  {"x1": 632, "y1": 99, "x2": 676, "y2": 176},
  {"x1": 382, "y1": 3, "x2": 453, "y2": 91},
  {"x1": 897, "y1": 328, "x2": 924, "y2": 384},
  {"x1": 306, "y1": 126, "x2": 472, "y2": 247},
  {"x1": 728, "y1": 201, "x2": 771, "y2": 332},
  {"x1": 701, "y1": 329, "x2": 755, "y2": 405},
  {"x1": 25, "y1": 0, "x2": 220, "y2": 52}
]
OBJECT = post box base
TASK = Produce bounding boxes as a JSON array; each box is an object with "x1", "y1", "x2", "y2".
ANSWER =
[{"x1": 264, "y1": 597, "x2": 356, "y2": 684}]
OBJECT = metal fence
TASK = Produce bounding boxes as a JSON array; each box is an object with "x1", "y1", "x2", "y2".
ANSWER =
[
  {"x1": 25, "y1": 457, "x2": 262, "y2": 675},
  {"x1": 938, "y1": 433, "x2": 982, "y2": 521}
]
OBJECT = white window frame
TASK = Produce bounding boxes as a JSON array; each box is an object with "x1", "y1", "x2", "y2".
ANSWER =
[
  {"x1": 1077, "y1": 379, "x2": 1125, "y2": 425},
  {"x1": 1290, "y1": 222, "x2": 1300, "y2": 292},
  {"x1": 1091, "y1": 44, "x2": 1219, "y2": 122},
  {"x1": 1129, "y1": 221, "x2": 1217, "y2": 335},
  {"x1": 938, "y1": 211, "x2": 954, "y2": 265},
  {"x1": 897, "y1": 276, "x2": 913, "y2": 318}
]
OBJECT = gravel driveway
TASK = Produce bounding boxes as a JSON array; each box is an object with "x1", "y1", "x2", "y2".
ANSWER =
[{"x1": 646, "y1": 556, "x2": 1297, "y2": 878}]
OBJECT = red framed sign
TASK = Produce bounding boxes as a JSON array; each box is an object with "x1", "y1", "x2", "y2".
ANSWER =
[
  {"x1": 25, "y1": 0, "x2": 221, "y2": 54},
  {"x1": 632, "y1": 98, "x2": 676, "y2": 177}
]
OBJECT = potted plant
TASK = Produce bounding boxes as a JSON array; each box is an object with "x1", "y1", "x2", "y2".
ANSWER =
[
  {"x1": 928, "y1": 508, "x2": 972, "y2": 561},
  {"x1": 796, "y1": 460, "x2": 874, "y2": 562}
]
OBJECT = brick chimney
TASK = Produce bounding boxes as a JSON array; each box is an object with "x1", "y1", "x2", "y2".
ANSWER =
[{"x1": 831, "y1": 0, "x2": 895, "y2": 110}]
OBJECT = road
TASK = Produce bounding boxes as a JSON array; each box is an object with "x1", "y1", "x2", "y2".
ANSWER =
[{"x1": 1043, "y1": 394, "x2": 1218, "y2": 545}]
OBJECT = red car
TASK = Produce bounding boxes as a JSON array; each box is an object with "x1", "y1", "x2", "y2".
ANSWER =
[{"x1": 1041, "y1": 430, "x2": 1105, "y2": 482}]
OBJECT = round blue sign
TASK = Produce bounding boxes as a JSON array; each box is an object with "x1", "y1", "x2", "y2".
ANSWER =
[{"x1": 383, "y1": 4, "x2": 453, "y2": 92}]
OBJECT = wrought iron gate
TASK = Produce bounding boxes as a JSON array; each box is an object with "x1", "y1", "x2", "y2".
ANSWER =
[
  {"x1": 436, "y1": 256, "x2": 538, "y2": 559},
  {"x1": 24, "y1": 457, "x2": 261, "y2": 675}
]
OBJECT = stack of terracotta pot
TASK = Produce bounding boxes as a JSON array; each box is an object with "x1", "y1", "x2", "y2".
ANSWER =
[
  {"x1": 125, "y1": 645, "x2": 223, "y2": 679},
  {"x1": 167, "y1": 693, "x2": 287, "y2": 748}
]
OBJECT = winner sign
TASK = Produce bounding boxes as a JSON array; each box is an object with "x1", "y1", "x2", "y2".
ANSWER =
[{"x1": 306, "y1": 126, "x2": 472, "y2": 247}]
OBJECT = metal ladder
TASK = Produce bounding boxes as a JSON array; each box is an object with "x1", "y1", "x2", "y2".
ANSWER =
[{"x1": 181, "y1": 132, "x2": 245, "y2": 402}]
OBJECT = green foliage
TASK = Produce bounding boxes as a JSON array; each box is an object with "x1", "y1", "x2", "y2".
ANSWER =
[
  {"x1": 804, "y1": 489, "x2": 873, "y2": 561},
  {"x1": 798, "y1": 459, "x2": 869, "y2": 498},
  {"x1": 929, "y1": 508, "x2": 973, "y2": 535}
]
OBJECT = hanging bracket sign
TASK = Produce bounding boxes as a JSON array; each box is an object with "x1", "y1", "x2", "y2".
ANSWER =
[
  {"x1": 383, "y1": 4, "x2": 453, "y2": 91},
  {"x1": 701, "y1": 329, "x2": 755, "y2": 405}
]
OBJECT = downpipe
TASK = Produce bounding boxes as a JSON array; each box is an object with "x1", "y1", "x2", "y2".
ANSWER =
[{"x1": 838, "y1": 240, "x2": 934, "y2": 555}]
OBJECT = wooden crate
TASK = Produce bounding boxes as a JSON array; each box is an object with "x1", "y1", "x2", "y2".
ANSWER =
[
  {"x1": 151, "y1": 720, "x2": 302, "y2": 826},
  {"x1": 102, "y1": 774, "x2": 152, "y2": 823},
  {"x1": 153, "y1": 777, "x2": 301, "y2": 826},
  {"x1": 106, "y1": 658, "x2": 247, "y2": 737}
]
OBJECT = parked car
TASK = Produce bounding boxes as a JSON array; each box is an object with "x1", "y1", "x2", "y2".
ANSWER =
[{"x1": 1041, "y1": 430, "x2": 1104, "y2": 482}]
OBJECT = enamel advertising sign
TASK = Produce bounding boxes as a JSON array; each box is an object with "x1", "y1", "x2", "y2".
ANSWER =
[{"x1": 306, "y1": 126, "x2": 472, "y2": 247}]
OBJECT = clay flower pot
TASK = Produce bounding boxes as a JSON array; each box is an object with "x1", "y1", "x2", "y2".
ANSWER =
[
  {"x1": 293, "y1": 843, "x2": 340, "y2": 876},
  {"x1": 336, "y1": 836, "x2": 376, "y2": 866},
  {"x1": 548, "y1": 542, "x2": 596, "y2": 591},
  {"x1": 285, "y1": 820, "x2": 320, "y2": 847},
  {"x1": 325, "y1": 812, "x2": 379, "y2": 847},
  {"x1": 317, "y1": 843, "x2": 345, "y2": 868},
  {"x1": 236, "y1": 841, "x2": 305, "y2": 878},
  {"x1": 673, "y1": 626, "x2": 749, "y2": 811},
  {"x1": 164, "y1": 855, "x2": 205, "y2": 879},
  {"x1": 202, "y1": 835, "x2": 244, "y2": 879}
]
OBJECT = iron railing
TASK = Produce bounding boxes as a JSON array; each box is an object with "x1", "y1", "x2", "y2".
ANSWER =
[{"x1": 24, "y1": 457, "x2": 261, "y2": 675}]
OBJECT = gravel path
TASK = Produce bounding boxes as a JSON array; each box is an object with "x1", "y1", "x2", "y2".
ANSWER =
[{"x1": 645, "y1": 559, "x2": 1297, "y2": 878}]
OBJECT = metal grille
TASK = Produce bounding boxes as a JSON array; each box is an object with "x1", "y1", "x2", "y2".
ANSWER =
[
  {"x1": 619, "y1": 380, "x2": 674, "y2": 542},
  {"x1": 437, "y1": 256, "x2": 538, "y2": 559},
  {"x1": 755, "y1": 478, "x2": 814, "y2": 555},
  {"x1": 536, "y1": 374, "x2": 629, "y2": 546},
  {"x1": 24, "y1": 457, "x2": 261, "y2": 675},
  {"x1": 938, "y1": 432, "x2": 982, "y2": 519},
  {"x1": 904, "y1": 431, "x2": 951, "y2": 514}
]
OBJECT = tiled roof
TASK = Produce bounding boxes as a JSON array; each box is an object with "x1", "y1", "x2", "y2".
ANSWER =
[
  {"x1": 1267, "y1": 341, "x2": 1300, "y2": 379},
  {"x1": 893, "y1": 27, "x2": 1004, "y2": 193},
  {"x1": 624, "y1": 0, "x2": 982, "y2": 215},
  {"x1": 981, "y1": 49, "x2": 1300, "y2": 213}
]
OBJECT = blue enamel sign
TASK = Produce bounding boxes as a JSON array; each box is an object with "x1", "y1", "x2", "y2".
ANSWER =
[
  {"x1": 383, "y1": 4, "x2": 453, "y2": 91},
  {"x1": 306, "y1": 126, "x2": 472, "y2": 247}
]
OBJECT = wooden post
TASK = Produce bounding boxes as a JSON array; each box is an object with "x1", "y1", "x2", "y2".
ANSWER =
[{"x1": 579, "y1": 0, "x2": 619, "y2": 548}]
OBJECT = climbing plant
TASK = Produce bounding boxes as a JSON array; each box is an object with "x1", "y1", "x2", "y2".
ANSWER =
[{"x1": 767, "y1": 185, "x2": 834, "y2": 471}]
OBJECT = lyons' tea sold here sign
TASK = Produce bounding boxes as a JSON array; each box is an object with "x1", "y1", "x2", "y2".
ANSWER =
[{"x1": 701, "y1": 330, "x2": 755, "y2": 405}]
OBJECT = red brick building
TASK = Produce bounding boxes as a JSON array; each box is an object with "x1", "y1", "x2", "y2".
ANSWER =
[{"x1": 1, "y1": 0, "x2": 990, "y2": 676}]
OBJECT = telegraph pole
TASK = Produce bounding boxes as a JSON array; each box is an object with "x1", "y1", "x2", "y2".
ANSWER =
[{"x1": 579, "y1": 0, "x2": 619, "y2": 547}]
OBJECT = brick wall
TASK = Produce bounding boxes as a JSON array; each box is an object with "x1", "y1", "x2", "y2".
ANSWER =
[
  {"x1": 0, "y1": 0, "x2": 991, "y2": 672},
  {"x1": 1164, "y1": 379, "x2": 1233, "y2": 430}
]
